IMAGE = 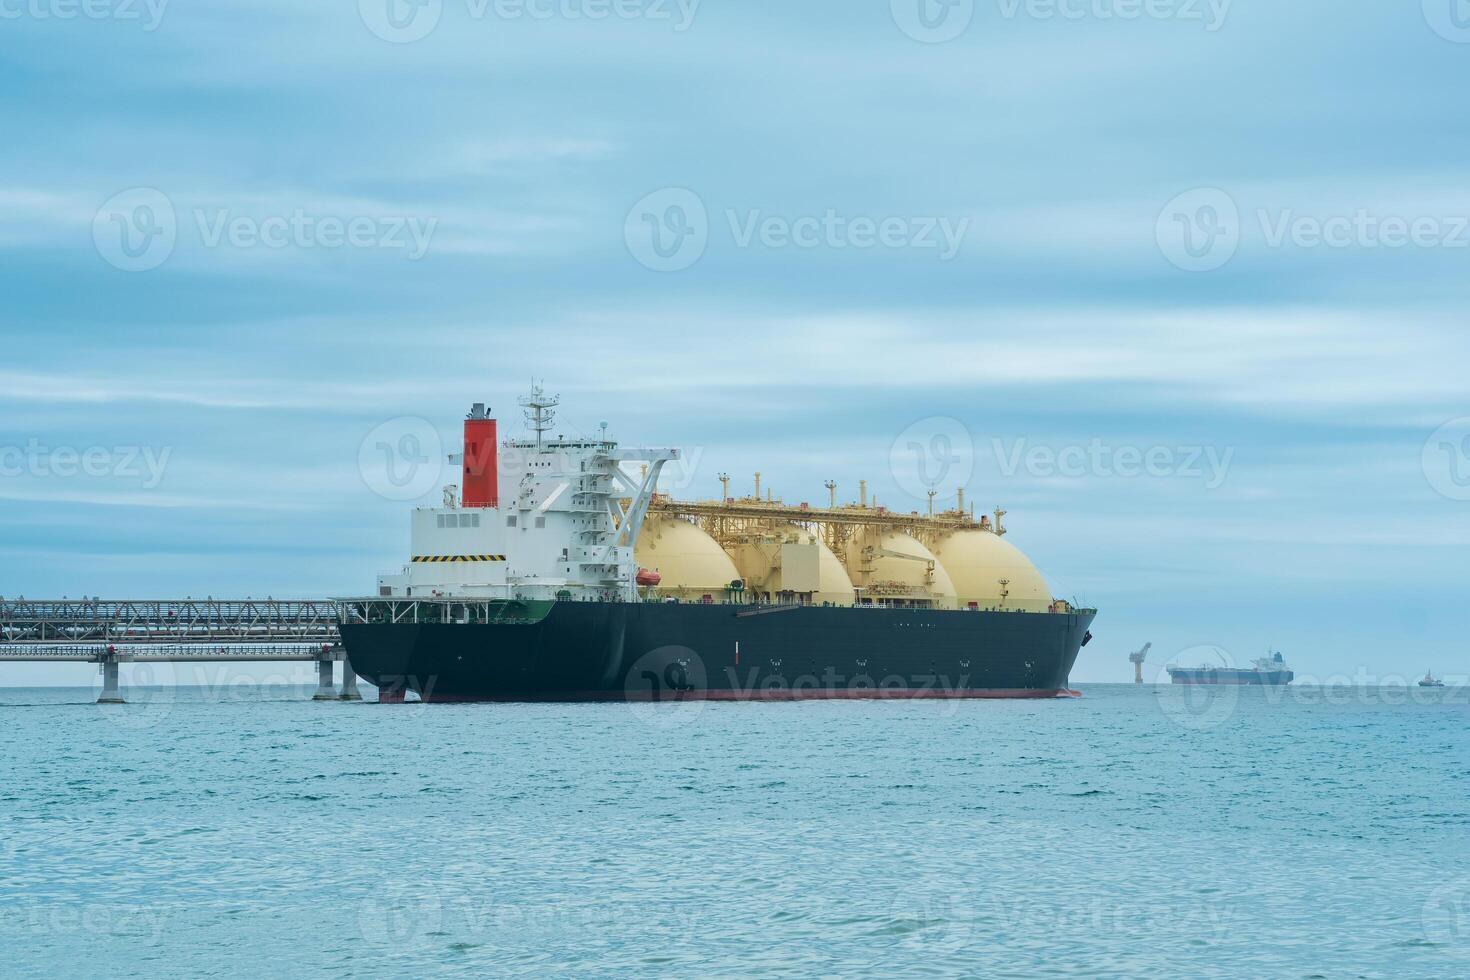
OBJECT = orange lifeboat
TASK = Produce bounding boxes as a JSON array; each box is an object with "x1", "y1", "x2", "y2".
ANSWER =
[{"x1": 635, "y1": 568, "x2": 661, "y2": 587}]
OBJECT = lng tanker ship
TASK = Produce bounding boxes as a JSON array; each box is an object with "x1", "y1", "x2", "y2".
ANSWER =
[{"x1": 337, "y1": 387, "x2": 1096, "y2": 702}]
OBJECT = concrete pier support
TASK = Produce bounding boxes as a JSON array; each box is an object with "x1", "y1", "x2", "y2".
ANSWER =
[
  {"x1": 311, "y1": 658, "x2": 336, "y2": 700},
  {"x1": 339, "y1": 659, "x2": 362, "y2": 701},
  {"x1": 97, "y1": 657, "x2": 124, "y2": 703}
]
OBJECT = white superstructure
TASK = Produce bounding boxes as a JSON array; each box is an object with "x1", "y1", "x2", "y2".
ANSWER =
[{"x1": 376, "y1": 386, "x2": 677, "y2": 602}]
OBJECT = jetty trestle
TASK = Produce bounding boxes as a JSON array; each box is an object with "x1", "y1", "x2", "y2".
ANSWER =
[{"x1": 0, "y1": 598, "x2": 363, "y2": 705}]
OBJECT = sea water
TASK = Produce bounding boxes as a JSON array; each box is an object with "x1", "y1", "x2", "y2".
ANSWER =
[{"x1": 1, "y1": 683, "x2": 1466, "y2": 978}]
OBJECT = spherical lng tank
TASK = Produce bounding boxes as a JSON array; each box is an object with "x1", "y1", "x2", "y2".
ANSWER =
[
  {"x1": 728, "y1": 524, "x2": 854, "y2": 606},
  {"x1": 931, "y1": 530, "x2": 1053, "y2": 612},
  {"x1": 634, "y1": 514, "x2": 741, "y2": 600},
  {"x1": 844, "y1": 530, "x2": 957, "y2": 609}
]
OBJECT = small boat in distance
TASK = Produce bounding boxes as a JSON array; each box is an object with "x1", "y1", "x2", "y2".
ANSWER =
[{"x1": 1418, "y1": 671, "x2": 1445, "y2": 688}]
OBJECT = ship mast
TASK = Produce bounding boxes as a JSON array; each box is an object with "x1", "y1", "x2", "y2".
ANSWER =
[{"x1": 519, "y1": 381, "x2": 559, "y2": 450}]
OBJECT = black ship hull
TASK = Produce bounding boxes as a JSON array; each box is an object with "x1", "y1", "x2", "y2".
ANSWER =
[{"x1": 340, "y1": 601, "x2": 1096, "y2": 702}]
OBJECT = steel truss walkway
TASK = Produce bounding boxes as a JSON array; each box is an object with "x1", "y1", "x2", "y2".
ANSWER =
[{"x1": 0, "y1": 598, "x2": 355, "y2": 704}]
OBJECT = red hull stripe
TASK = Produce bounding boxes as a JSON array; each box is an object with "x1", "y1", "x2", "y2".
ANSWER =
[{"x1": 409, "y1": 688, "x2": 1084, "y2": 703}]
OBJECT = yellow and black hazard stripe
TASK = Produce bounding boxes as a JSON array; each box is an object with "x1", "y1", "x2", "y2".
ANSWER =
[{"x1": 411, "y1": 555, "x2": 507, "y2": 563}]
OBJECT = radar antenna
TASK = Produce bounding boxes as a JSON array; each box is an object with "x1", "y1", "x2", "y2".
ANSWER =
[{"x1": 519, "y1": 381, "x2": 560, "y2": 450}]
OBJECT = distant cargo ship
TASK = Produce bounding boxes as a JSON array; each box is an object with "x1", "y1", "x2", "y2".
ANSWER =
[{"x1": 1167, "y1": 651, "x2": 1294, "y2": 686}]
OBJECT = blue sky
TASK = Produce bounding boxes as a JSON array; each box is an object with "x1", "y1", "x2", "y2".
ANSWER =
[{"x1": 3, "y1": 1, "x2": 1469, "y2": 685}]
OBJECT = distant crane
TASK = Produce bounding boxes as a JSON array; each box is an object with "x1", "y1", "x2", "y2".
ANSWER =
[{"x1": 1128, "y1": 642, "x2": 1153, "y2": 684}]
